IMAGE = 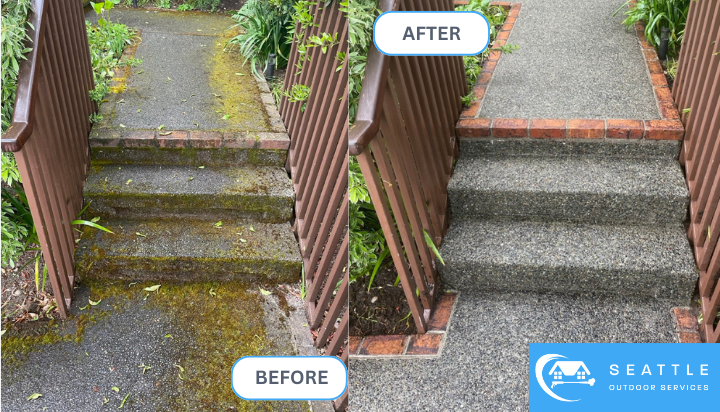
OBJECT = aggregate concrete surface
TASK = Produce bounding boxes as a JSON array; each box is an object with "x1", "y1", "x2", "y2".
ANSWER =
[
  {"x1": 479, "y1": 0, "x2": 661, "y2": 119},
  {"x1": 88, "y1": 7, "x2": 271, "y2": 131},
  {"x1": 350, "y1": 292, "x2": 678, "y2": 411},
  {"x1": 1, "y1": 284, "x2": 309, "y2": 411}
]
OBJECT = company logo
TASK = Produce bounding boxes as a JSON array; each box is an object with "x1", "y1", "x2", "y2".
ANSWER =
[{"x1": 535, "y1": 354, "x2": 595, "y2": 402}]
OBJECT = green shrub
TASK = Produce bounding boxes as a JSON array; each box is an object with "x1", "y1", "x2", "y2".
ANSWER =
[
  {"x1": 227, "y1": 0, "x2": 295, "y2": 77},
  {"x1": 345, "y1": 0, "x2": 378, "y2": 123},
  {"x1": 616, "y1": 0, "x2": 690, "y2": 60},
  {"x1": 86, "y1": 3, "x2": 137, "y2": 107},
  {"x1": 1, "y1": 0, "x2": 33, "y2": 267},
  {"x1": 349, "y1": 157, "x2": 387, "y2": 284}
]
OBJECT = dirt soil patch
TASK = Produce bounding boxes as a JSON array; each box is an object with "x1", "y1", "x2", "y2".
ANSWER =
[
  {"x1": 350, "y1": 266, "x2": 418, "y2": 336},
  {"x1": 1, "y1": 250, "x2": 58, "y2": 328}
]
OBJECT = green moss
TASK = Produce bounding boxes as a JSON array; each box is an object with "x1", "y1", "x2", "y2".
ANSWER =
[
  {"x1": 84, "y1": 279, "x2": 307, "y2": 411},
  {"x1": 208, "y1": 28, "x2": 271, "y2": 132},
  {"x1": 1, "y1": 309, "x2": 110, "y2": 371}
]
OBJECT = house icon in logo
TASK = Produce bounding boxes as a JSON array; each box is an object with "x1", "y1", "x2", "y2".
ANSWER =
[{"x1": 548, "y1": 361, "x2": 595, "y2": 389}]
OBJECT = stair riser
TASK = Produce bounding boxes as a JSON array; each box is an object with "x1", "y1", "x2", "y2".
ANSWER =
[
  {"x1": 460, "y1": 138, "x2": 682, "y2": 159},
  {"x1": 76, "y1": 256, "x2": 301, "y2": 284},
  {"x1": 91, "y1": 147, "x2": 287, "y2": 167},
  {"x1": 85, "y1": 194, "x2": 293, "y2": 223},
  {"x1": 439, "y1": 263, "x2": 696, "y2": 302},
  {"x1": 449, "y1": 190, "x2": 689, "y2": 224}
]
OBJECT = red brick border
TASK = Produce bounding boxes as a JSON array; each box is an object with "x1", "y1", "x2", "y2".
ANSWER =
[
  {"x1": 673, "y1": 308, "x2": 703, "y2": 343},
  {"x1": 456, "y1": 1, "x2": 685, "y2": 141},
  {"x1": 348, "y1": 292, "x2": 458, "y2": 358},
  {"x1": 89, "y1": 128, "x2": 290, "y2": 150}
]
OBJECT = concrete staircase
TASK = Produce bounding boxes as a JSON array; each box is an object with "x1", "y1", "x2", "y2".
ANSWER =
[
  {"x1": 74, "y1": 8, "x2": 301, "y2": 283},
  {"x1": 75, "y1": 133, "x2": 301, "y2": 283},
  {"x1": 440, "y1": 138, "x2": 698, "y2": 303}
]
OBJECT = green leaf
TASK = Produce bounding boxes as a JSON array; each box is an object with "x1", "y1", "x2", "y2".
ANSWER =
[
  {"x1": 27, "y1": 393, "x2": 43, "y2": 401},
  {"x1": 144, "y1": 285, "x2": 161, "y2": 292},
  {"x1": 72, "y1": 220, "x2": 114, "y2": 234},
  {"x1": 118, "y1": 393, "x2": 130, "y2": 409},
  {"x1": 259, "y1": 287, "x2": 272, "y2": 296},
  {"x1": 89, "y1": 299, "x2": 101, "y2": 306},
  {"x1": 136, "y1": 232, "x2": 146, "y2": 237},
  {"x1": 112, "y1": 387, "x2": 120, "y2": 393},
  {"x1": 423, "y1": 229, "x2": 444, "y2": 265}
]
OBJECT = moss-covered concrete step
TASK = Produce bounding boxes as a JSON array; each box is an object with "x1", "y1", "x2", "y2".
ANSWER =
[
  {"x1": 75, "y1": 219, "x2": 301, "y2": 283},
  {"x1": 89, "y1": 129, "x2": 289, "y2": 167},
  {"x1": 84, "y1": 164, "x2": 293, "y2": 222}
]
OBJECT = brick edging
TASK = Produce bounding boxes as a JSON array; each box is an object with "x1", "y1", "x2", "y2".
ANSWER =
[
  {"x1": 94, "y1": 27, "x2": 287, "y2": 150},
  {"x1": 673, "y1": 308, "x2": 703, "y2": 343},
  {"x1": 348, "y1": 292, "x2": 459, "y2": 358},
  {"x1": 456, "y1": 1, "x2": 685, "y2": 141},
  {"x1": 89, "y1": 128, "x2": 290, "y2": 150}
]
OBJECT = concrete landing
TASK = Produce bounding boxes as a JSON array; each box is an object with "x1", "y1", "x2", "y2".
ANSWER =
[
  {"x1": 480, "y1": 0, "x2": 660, "y2": 119},
  {"x1": 88, "y1": 8, "x2": 273, "y2": 132},
  {"x1": 350, "y1": 291, "x2": 679, "y2": 411},
  {"x1": 1, "y1": 280, "x2": 310, "y2": 411}
]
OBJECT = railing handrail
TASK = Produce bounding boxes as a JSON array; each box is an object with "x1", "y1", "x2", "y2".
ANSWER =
[
  {"x1": 1, "y1": 0, "x2": 46, "y2": 153},
  {"x1": 348, "y1": 0, "x2": 398, "y2": 156}
]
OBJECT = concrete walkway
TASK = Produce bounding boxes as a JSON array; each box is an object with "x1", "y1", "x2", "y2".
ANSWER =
[
  {"x1": 480, "y1": 0, "x2": 660, "y2": 119},
  {"x1": 350, "y1": 292, "x2": 678, "y2": 411},
  {"x1": 1, "y1": 281, "x2": 311, "y2": 411}
]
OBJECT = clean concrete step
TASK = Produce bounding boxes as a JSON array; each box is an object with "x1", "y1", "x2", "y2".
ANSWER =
[
  {"x1": 438, "y1": 219, "x2": 697, "y2": 302},
  {"x1": 75, "y1": 219, "x2": 301, "y2": 283},
  {"x1": 84, "y1": 164, "x2": 293, "y2": 222},
  {"x1": 459, "y1": 137, "x2": 682, "y2": 159},
  {"x1": 449, "y1": 154, "x2": 689, "y2": 223}
]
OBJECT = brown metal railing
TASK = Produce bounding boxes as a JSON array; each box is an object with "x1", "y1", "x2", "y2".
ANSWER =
[
  {"x1": 1, "y1": 0, "x2": 95, "y2": 318},
  {"x1": 674, "y1": 0, "x2": 720, "y2": 343},
  {"x1": 348, "y1": 0, "x2": 465, "y2": 333},
  {"x1": 279, "y1": 1, "x2": 348, "y2": 410}
]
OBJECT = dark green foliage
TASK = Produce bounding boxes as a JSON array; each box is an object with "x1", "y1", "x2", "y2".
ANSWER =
[
  {"x1": 228, "y1": 0, "x2": 296, "y2": 77},
  {"x1": 345, "y1": 0, "x2": 378, "y2": 123},
  {"x1": 616, "y1": 0, "x2": 689, "y2": 59},
  {"x1": 349, "y1": 157, "x2": 388, "y2": 284}
]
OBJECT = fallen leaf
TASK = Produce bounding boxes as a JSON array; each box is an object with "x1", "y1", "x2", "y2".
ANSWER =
[
  {"x1": 259, "y1": 287, "x2": 272, "y2": 296},
  {"x1": 239, "y1": 238, "x2": 247, "y2": 243},
  {"x1": 214, "y1": 221, "x2": 223, "y2": 229},
  {"x1": 188, "y1": 176, "x2": 194, "y2": 181},
  {"x1": 27, "y1": 393, "x2": 42, "y2": 400},
  {"x1": 235, "y1": 72, "x2": 245, "y2": 76},
  {"x1": 80, "y1": 305, "x2": 88, "y2": 310},
  {"x1": 119, "y1": 124, "x2": 126, "y2": 128},
  {"x1": 181, "y1": 99, "x2": 187, "y2": 102},
  {"x1": 249, "y1": 226, "x2": 255, "y2": 232},
  {"x1": 112, "y1": 387, "x2": 120, "y2": 393},
  {"x1": 144, "y1": 285, "x2": 161, "y2": 292},
  {"x1": 198, "y1": 166, "x2": 205, "y2": 169},
  {"x1": 159, "y1": 132, "x2": 172, "y2": 136},
  {"x1": 212, "y1": 93, "x2": 221, "y2": 98},
  {"x1": 89, "y1": 299, "x2": 101, "y2": 306},
  {"x1": 209, "y1": 288, "x2": 216, "y2": 297},
  {"x1": 165, "y1": 333, "x2": 173, "y2": 339},
  {"x1": 157, "y1": 125, "x2": 165, "y2": 130},
  {"x1": 126, "y1": 179, "x2": 132, "y2": 185},
  {"x1": 136, "y1": 232, "x2": 147, "y2": 237},
  {"x1": 118, "y1": 393, "x2": 130, "y2": 409},
  {"x1": 222, "y1": 114, "x2": 231, "y2": 120}
]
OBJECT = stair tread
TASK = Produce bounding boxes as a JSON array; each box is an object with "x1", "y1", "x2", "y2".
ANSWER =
[
  {"x1": 448, "y1": 154, "x2": 688, "y2": 223},
  {"x1": 450, "y1": 155, "x2": 688, "y2": 198},
  {"x1": 76, "y1": 218, "x2": 301, "y2": 282},
  {"x1": 441, "y1": 219, "x2": 695, "y2": 272},
  {"x1": 439, "y1": 219, "x2": 697, "y2": 300},
  {"x1": 85, "y1": 163, "x2": 293, "y2": 198}
]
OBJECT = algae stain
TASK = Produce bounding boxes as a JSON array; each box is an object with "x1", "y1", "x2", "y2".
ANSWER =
[
  {"x1": 85, "y1": 280, "x2": 307, "y2": 411},
  {"x1": 208, "y1": 30, "x2": 271, "y2": 132}
]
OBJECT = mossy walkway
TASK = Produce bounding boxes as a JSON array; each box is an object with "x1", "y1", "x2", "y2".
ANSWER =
[
  {"x1": 1, "y1": 280, "x2": 310, "y2": 411},
  {"x1": 2, "y1": 7, "x2": 307, "y2": 411}
]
